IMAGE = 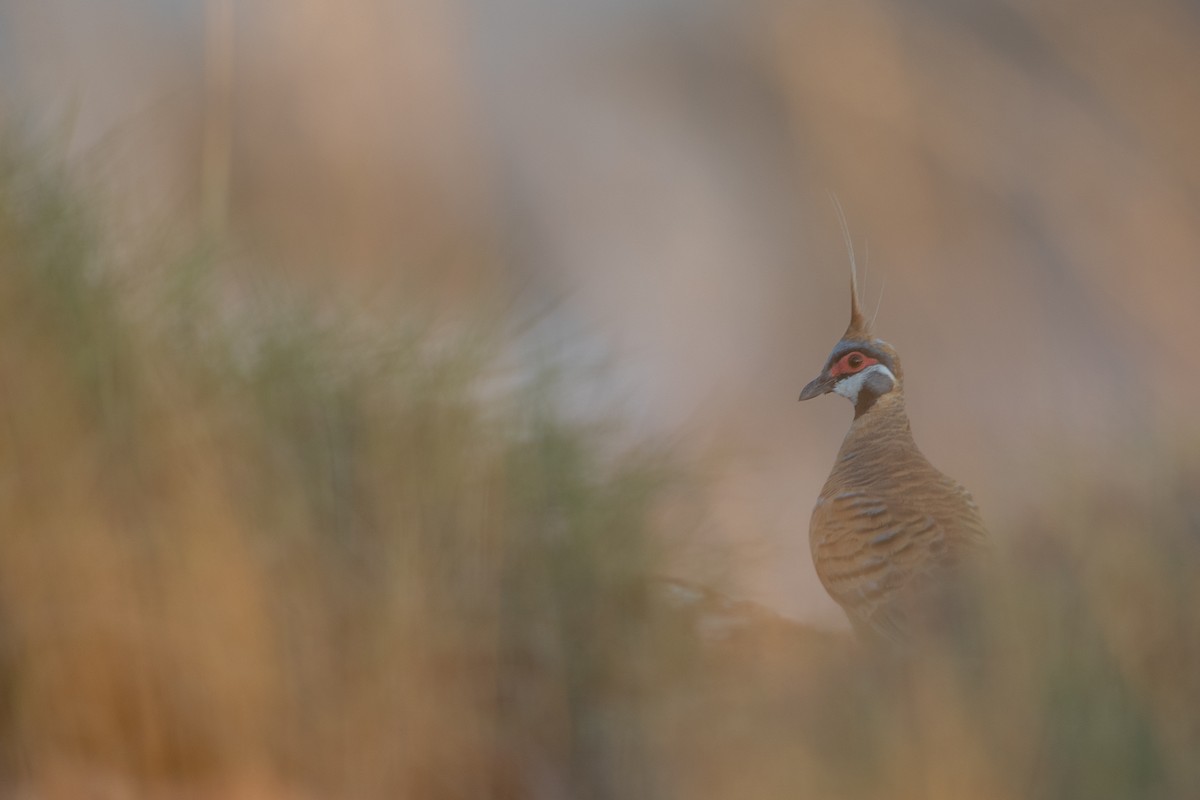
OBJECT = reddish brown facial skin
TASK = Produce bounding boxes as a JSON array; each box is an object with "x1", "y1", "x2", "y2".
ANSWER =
[{"x1": 829, "y1": 351, "x2": 879, "y2": 378}]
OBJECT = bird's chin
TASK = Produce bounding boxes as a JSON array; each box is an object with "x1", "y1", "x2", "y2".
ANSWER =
[{"x1": 833, "y1": 365, "x2": 897, "y2": 406}]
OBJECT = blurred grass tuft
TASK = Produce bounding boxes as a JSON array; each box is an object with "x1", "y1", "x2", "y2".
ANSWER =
[{"x1": 0, "y1": 140, "x2": 684, "y2": 797}]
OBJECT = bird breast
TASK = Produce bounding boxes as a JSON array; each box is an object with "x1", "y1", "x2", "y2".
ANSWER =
[{"x1": 809, "y1": 397, "x2": 988, "y2": 640}]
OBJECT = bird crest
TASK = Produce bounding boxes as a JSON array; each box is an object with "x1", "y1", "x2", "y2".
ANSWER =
[
  {"x1": 847, "y1": 257, "x2": 869, "y2": 340},
  {"x1": 833, "y1": 196, "x2": 872, "y2": 342}
]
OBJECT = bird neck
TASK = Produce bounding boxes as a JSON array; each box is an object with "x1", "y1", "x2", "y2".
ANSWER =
[{"x1": 834, "y1": 389, "x2": 919, "y2": 473}]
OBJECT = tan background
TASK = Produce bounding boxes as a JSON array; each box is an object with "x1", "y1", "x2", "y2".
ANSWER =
[{"x1": 4, "y1": 0, "x2": 1198, "y2": 626}]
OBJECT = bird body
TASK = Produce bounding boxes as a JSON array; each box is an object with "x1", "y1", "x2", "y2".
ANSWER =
[{"x1": 800, "y1": 267, "x2": 988, "y2": 644}]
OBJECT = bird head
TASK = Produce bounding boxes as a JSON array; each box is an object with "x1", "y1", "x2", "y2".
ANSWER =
[{"x1": 799, "y1": 268, "x2": 902, "y2": 416}]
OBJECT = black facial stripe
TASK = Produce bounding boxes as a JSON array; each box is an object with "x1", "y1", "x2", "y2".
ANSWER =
[{"x1": 852, "y1": 368, "x2": 895, "y2": 419}]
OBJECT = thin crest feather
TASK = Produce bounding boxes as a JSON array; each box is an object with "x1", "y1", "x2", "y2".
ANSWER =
[
  {"x1": 829, "y1": 194, "x2": 869, "y2": 336},
  {"x1": 861, "y1": 239, "x2": 870, "y2": 303},
  {"x1": 871, "y1": 276, "x2": 887, "y2": 329}
]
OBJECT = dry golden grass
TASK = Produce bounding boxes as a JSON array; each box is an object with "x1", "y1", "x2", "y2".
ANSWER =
[{"x1": 1, "y1": 141, "x2": 1200, "y2": 800}]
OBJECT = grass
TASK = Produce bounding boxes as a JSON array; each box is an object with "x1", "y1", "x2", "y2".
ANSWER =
[{"x1": 0, "y1": 139, "x2": 1199, "y2": 799}]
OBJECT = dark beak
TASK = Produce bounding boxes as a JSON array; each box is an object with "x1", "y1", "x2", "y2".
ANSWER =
[{"x1": 799, "y1": 372, "x2": 835, "y2": 401}]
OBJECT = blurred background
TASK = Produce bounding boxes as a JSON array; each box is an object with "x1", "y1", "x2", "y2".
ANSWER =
[
  {"x1": 5, "y1": 0, "x2": 1200, "y2": 618},
  {"x1": 2, "y1": 1, "x2": 1200, "y2": 798}
]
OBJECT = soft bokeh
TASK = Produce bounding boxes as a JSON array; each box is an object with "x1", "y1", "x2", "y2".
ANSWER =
[
  {"x1": 5, "y1": 0, "x2": 1199, "y2": 612},
  {"x1": 2, "y1": 1, "x2": 1199, "y2": 797}
]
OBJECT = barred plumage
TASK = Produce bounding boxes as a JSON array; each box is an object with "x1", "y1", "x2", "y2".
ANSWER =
[{"x1": 800, "y1": 271, "x2": 988, "y2": 644}]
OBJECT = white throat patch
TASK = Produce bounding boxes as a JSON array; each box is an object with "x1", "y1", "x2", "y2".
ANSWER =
[{"x1": 834, "y1": 364, "x2": 896, "y2": 405}]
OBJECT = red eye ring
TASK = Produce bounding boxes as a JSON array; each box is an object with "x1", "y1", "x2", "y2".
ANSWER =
[{"x1": 831, "y1": 351, "x2": 879, "y2": 377}]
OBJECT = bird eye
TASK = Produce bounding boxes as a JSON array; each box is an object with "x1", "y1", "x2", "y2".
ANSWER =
[{"x1": 847, "y1": 353, "x2": 864, "y2": 369}]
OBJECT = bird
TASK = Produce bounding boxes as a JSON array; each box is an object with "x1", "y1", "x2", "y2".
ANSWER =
[{"x1": 798, "y1": 265, "x2": 989, "y2": 646}]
